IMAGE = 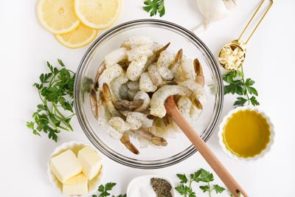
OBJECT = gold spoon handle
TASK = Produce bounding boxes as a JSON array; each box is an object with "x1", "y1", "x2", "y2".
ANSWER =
[
  {"x1": 165, "y1": 97, "x2": 248, "y2": 197},
  {"x1": 238, "y1": 0, "x2": 274, "y2": 44}
]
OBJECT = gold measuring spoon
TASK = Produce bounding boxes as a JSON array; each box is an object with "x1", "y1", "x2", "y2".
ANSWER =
[{"x1": 219, "y1": 0, "x2": 274, "y2": 70}]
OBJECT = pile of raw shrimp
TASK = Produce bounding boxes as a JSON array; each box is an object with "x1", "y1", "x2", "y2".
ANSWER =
[{"x1": 90, "y1": 36, "x2": 205, "y2": 154}]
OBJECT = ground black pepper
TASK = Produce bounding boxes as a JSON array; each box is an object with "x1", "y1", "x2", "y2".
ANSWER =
[{"x1": 150, "y1": 177, "x2": 173, "y2": 197}]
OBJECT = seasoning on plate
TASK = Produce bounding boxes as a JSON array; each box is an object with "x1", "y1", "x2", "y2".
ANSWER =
[
  {"x1": 221, "y1": 108, "x2": 272, "y2": 158},
  {"x1": 151, "y1": 178, "x2": 173, "y2": 197}
]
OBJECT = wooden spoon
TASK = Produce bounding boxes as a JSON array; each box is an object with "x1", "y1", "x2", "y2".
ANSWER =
[{"x1": 165, "y1": 96, "x2": 248, "y2": 197}]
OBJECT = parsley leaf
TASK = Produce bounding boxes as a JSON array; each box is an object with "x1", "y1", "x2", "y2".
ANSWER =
[
  {"x1": 175, "y1": 168, "x2": 225, "y2": 197},
  {"x1": 191, "y1": 168, "x2": 214, "y2": 183},
  {"x1": 177, "y1": 174, "x2": 188, "y2": 183},
  {"x1": 175, "y1": 184, "x2": 195, "y2": 197},
  {"x1": 213, "y1": 184, "x2": 226, "y2": 194},
  {"x1": 143, "y1": 0, "x2": 166, "y2": 17},
  {"x1": 26, "y1": 60, "x2": 75, "y2": 142},
  {"x1": 92, "y1": 182, "x2": 125, "y2": 197},
  {"x1": 223, "y1": 68, "x2": 260, "y2": 107}
]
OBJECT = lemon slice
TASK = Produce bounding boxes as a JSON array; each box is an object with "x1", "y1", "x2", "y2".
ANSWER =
[
  {"x1": 74, "y1": 0, "x2": 121, "y2": 29},
  {"x1": 37, "y1": 0, "x2": 80, "y2": 34},
  {"x1": 56, "y1": 24, "x2": 97, "y2": 48}
]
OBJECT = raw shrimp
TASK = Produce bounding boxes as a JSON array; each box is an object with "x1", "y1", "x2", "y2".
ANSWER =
[
  {"x1": 148, "y1": 64, "x2": 163, "y2": 87},
  {"x1": 126, "y1": 56, "x2": 148, "y2": 81},
  {"x1": 194, "y1": 58, "x2": 205, "y2": 86},
  {"x1": 126, "y1": 112, "x2": 154, "y2": 128},
  {"x1": 170, "y1": 49, "x2": 183, "y2": 74},
  {"x1": 119, "y1": 84, "x2": 129, "y2": 100},
  {"x1": 157, "y1": 50, "x2": 175, "y2": 80},
  {"x1": 179, "y1": 59, "x2": 205, "y2": 109},
  {"x1": 99, "y1": 64, "x2": 123, "y2": 90},
  {"x1": 127, "y1": 89, "x2": 138, "y2": 100},
  {"x1": 104, "y1": 48, "x2": 127, "y2": 67},
  {"x1": 110, "y1": 75, "x2": 128, "y2": 100},
  {"x1": 181, "y1": 58, "x2": 195, "y2": 80},
  {"x1": 122, "y1": 36, "x2": 153, "y2": 49},
  {"x1": 139, "y1": 72, "x2": 157, "y2": 92},
  {"x1": 136, "y1": 129, "x2": 167, "y2": 146},
  {"x1": 94, "y1": 63, "x2": 106, "y2": 90},
  {"x1": 108, "y1": 117, "x2": 130, "y2": 133},
  {"x1": 127, "y1": 81, "x2": 140, "y2": 91},
  {"x1": 177, "y1": 96, "x2": 193, "y2": 117},
  {"x1": 127, "y1": 45, "x2": 153, "y2": 61},
  {"x1": 150, "y1": 85, "x2": 191, "y2": 118},
  {"x1": 147, "y1": 43, "x2": 170, "y2": 65},
  {"x1": 134, "y1": 91, "x2": 150, "y2": 112},
  {"x1": 101, "y1": 83, "x2": 121, "y2": 117},
  {"x1": 180, "y1": 80, "x2": 204, "y2": 110},
  {"x1": 90, "y1": 89, "x2": 99, "y2": 119},
  {"x1": 120, "y1": 132, "x2": 139, "y2": 155},
  {"x1": 126, "y1": 115, "x2": 142, "y2": 130},
  {"x1": 114, "y1": 99, "x2": 144, "y2": 111}
]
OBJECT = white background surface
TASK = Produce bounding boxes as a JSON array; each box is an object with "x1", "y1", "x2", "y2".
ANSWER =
[{"x1": 0, "y1": 0, "x2": 295, "y2": 196}]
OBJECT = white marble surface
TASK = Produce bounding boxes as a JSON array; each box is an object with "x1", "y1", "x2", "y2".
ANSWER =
[{"x1": 1, "y1": 0, "x2": 295, "y2": 196}]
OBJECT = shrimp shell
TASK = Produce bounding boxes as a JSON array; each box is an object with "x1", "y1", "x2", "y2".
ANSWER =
[
  {"x1": 170, "y1": 49, "x2": 183, "y2": 74},
  {"x1": 101, "y1": 83, "x2": 121, "y2": 117},
  {"x1": 120, "y1": 132, "x2": 139, "y2": 155},
  {"x1": 136, "y1": 129, "x2": 167, "y2": 146},
  {"x1": 194, "y1": 58, "x2": 205, "y2": 87},
  {"x1": 150, "y1": 85, "x2": 191, "y2": 118}
]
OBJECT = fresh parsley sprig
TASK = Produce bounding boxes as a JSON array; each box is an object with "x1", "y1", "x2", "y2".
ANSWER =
[
  {"x1": 92, "y1": 182, "x2": 126, "y2": 197},
  {"x1": 176, "y1": 168, "x2": 225, "y2": 197},
  {"x1": 223, "y1": 68, "x2": 259, "y2": 107},
  {"x1": 143, "y1": 0, "x2": 166, "y2": 17},
  {"x1": 26, "y1": 60, "x2": 75, "y2": 142}
]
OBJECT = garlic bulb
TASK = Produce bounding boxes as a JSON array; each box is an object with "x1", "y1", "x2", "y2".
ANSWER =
[{"x1": 194, "y1": 0, "x2": 238, "y2": 30}]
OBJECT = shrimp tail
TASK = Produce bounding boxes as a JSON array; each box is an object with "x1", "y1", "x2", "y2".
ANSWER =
[{"x1": 120, "y1": 133, "x2": 139, "y2": 154}]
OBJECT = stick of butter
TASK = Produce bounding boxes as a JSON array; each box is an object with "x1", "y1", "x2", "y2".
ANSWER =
[
  {"x1": 63, "y1": 173, "x2": 88, "y2": 195},
  {"x1": 50, "y1": 150, "x2": 82, "y2": 183},
  {"x1": 78, "y1": 147, "x2": 102, "y2": 180}
]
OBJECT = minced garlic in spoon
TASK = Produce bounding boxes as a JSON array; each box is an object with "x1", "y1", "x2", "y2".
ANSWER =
[{"x1": 218, "y1": 0, "x2": 273, "y2": 70}]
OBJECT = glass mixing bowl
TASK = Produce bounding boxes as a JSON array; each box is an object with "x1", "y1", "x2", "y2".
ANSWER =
[{"x1": 74, "y1": 19, "x2": 223, "y2": 169}]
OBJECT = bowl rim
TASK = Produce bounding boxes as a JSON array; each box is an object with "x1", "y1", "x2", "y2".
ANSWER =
[
  {"x1": 218, "y1": 106, "x2": 275, "y2": 161},
  {"x1": 74, "y1": 19, "x2": 224, "y2": 169}
]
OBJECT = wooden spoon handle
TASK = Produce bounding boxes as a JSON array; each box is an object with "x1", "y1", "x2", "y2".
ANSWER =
[{"x1": 165, "y1": 97, "x2": 247, "y2": 197}]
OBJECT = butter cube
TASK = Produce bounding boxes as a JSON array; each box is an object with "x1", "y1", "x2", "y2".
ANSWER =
[
  {"x1": 63, "y1": 174, "x2": 88, "y2": 195},
  {"x1": 50, "y1": 149, "x2": 82, "y2": 183},
  {"x1": 78, "y1": 147, "x2": 102, "y2": 180}
]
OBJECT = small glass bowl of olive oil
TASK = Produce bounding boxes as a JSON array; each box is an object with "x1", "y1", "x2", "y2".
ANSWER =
[{"x1": 219, "y1": 107, "x2": 274, "y2": 160}]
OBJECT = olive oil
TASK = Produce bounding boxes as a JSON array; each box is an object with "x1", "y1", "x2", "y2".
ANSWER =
[{"x1": 222, "y1": 110, "x2": 270, "y2": 158}]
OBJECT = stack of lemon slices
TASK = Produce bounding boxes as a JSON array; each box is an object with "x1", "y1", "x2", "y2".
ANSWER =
[{"x1": 37, "y1": 0, "x2": 122, "y2": 48}]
